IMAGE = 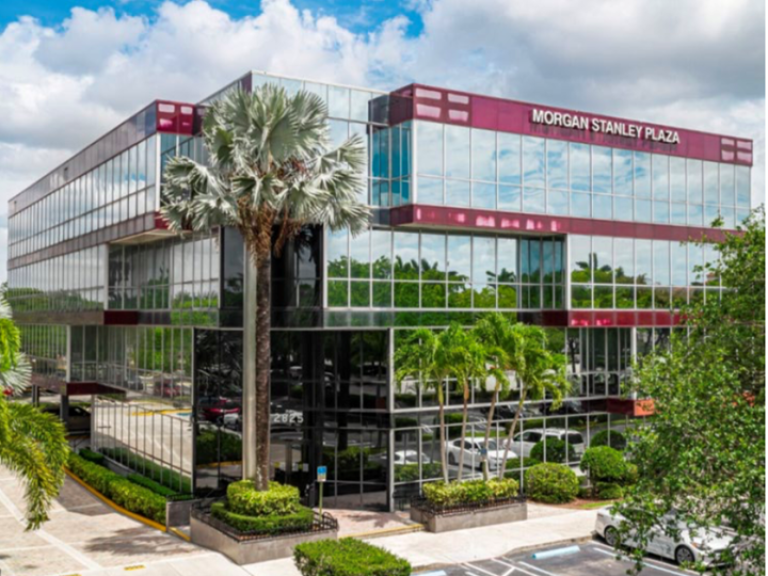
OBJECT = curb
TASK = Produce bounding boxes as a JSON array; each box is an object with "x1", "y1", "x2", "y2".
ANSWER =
[
  {"x1": 64, "y1": 468, "x2": 167, "y2": 533},
  {"x1": 411, "y1": 535, "x2": 594, "y2": 572},
  {"x1": 348, "y1": 523, "x2": 425, "y2": 540}
]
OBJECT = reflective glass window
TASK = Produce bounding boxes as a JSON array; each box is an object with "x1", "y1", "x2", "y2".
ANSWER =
[
  {"x1": 705, "y1": 204, "x2": 720, "y2": 227},
  {"x1": 350, "y1": 90, "x2": 371, "y2": 122},
  {"x1": 720, "y1": 163, "x2": 735, "y2": 206},
  {"x1": 671, "y1": 203, "x2": 687, "y2": 225},
  {"x1": 687, "y1": 159, "x2": 703, "y2": 204},
  {"x1": 592, "y1": 146, "x2": 612, "y2": 194},
  {"x1": 418, "y1": 177, "x2": 443, "y2": 205},
  {"x1": 593, "y1": 194, "x2": 612, "y2": 220},
  {"x1": 498, "y1": 185, "x2": 521, "y2": 211},
  {"x1": 638, "y1": 240, "x2": 654, "y2": 287},
  {"x1": 613, "y1": 149, "x2": 633, "y2": 195},
  {"x1": 653, "y1": 200, "x2": 670, "y2": 224},
  {"x1": 653, "y1": 241, "x2": 670, "y2": 286},
  {"x1": 703, "y1": 162, "x2": 719, "y2": 204},
  {"x1": 614, "y1": 196, "x2": 633, "y2": 221},
  {"x1": 350, "y1": 230, "x2": 370, "y2": 279},
  {"x1": 523, "y1": 187, "x2": 545, "y2": 213},
  {"x1": 571, "y1": 192, "x2": 591, "y2": 217},
  {"x1": 393, "y1": 232, "x2": 419, "y2": 280},
  {"x1": 634, "y1": 152, "x2": 651, "y2": 197},
  {"x1": 688, "y1": 203, "x2": 703, "y2": 226},
  {"x1": 445, "y1": 125, "x2": 470, "y2": 179},
  {"x1": 652, "y1": 155, "x2": 669, "y2": 200},
  {"x1": 447, "y1": 235, "x2": 471, "y2": 282},
  {"x1": 472, "y1": 182, "x2": 496, "y2": 209},
  {"x1": 569, "y1": 236, "x2": 592, "y2": 283},
  {"x1": 546, "y1": 140, "x2": 568, "y2": 190},
  {"x1": 498, "y1": 133, "x2": 521, "y2": 184},
  {"x1": 570, "y1": 143, "x2": 590, "y2": 191},
  {"x1": 327, "y1": 228, "x2": 349, "y2": 278},
  {"x1": 497, "y1": 238, "x2": 517, "y2": 283},
  {"x1": 671, "y1": 243, "x2": 687, "y2": 286},
  {"x1": 670, "y1": 157, "x2": 686, "y2": 203},
  {"x1": 593, "y1": 237, "x2": 612, "y2": 284},
  {"x1": 614, "y1": 238, "x2": 633, "y2": 284},
  {"x1": 636, "y1": 199, "x2": 652, "y2": 222},
  {"x1": 522, "y1": 137, "x2": 545, "y2": 188},
  {"x1": 417, "y1": 122, "x2": 443, "y2": 176},
  {"x1": 547, "y1": 190, "x2": 569, "y2": 215},
  {"x1": 328, "y1": 86, "x2": 350, "y2": 118},
  {"x1": 473, "y1": 236, "x2": 496, "y2": 284},
  {"x1": 735, "y1": 166, "x2": 751, "y2": 208},
  {"x1": 446, "y1": 179, "x2": 470, "y2": 207},
  {"x1": 420, "y1": 233, "x2": 446, "y2": 281},
  {"x1": 472, "y1": 129, "x2": 496, "y2": 182}
]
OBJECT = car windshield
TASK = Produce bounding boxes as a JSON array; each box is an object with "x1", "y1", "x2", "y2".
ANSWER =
[{"x1": 487, "y1": 441, "x2": 498, "y2": 450}]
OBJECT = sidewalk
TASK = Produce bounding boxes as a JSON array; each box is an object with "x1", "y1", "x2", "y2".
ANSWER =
[{"x1": 241, "y1": 504, "x2": 600, "y2": 576}]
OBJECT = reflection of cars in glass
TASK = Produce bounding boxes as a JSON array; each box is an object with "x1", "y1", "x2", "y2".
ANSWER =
[
  {"x1": 511, "y1": 428, "x2": 585, "y2": 457},
  {"x1": 202, "y1": 400, "x2": 241, "y2": 423},
  {"x1": 153, "y1": 381, "x2": 182, "y2": 398},
  {"x1": 445, "y1": 438, "x2": 515, "y2": 470},
  {"x1": 393, "y1": 450, "x2": 431, "y2": 465},
  {"x1": 596, "y1": 508, "x2": 733, "y2": 566},
  {"x1": 41, "y1": 404, "x2": 91, "y2": 433},
  {"x1": 222, "y1": 412, "x2": 241, "y2": 431}
]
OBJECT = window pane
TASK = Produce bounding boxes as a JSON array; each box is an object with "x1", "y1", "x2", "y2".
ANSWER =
[
  {"x1": 703, "y1": 162, "x2": 718, "y2": 204},
  {"x1": 417, "y1": 122, "x2": 443, "y2": 176},
  {"x1": 498, "y1": 133, "x2": 521, "y2": 184},
  {"x1": 671, "y1": 203, "x2": 687, "y2": 225},
  {"x1": 571, "y1": 192, "x2": 591, "y2": 217},
  {"x1": 688, "y1": 203, "x2": 703, "y2": 226},
  {"x1": 720, "y1": 163, "x2": 735, "y2": 206},
  {"x1": 421, "y1": 233, "x2": 446, "y2": 281},
  {"x1": 445, "y1": 125, "x2": 470, "y2": 179},
  {"x1": 635, "y1": 239, "x2": 651, "y2": 285},
  {"x1": 328, "y1": 86, "x2": 350, "y2": 118},
  {"x1": 497, "y1": 238, "x2": 517, "y2": 283},
  {"x1": 371, "y1": 230, "x2": 392, "y2": 279},
  {"x1": 634, "y1": 152, "x2": 651, "y2": 198},
  {"x1": 593, "y1": 237, "x2": 612, "y2": 284},
  {"x1": 546, "y1": 140, "x2": 568, "y2": 190},
  {"x1": 670, "y1": 157, "x2": 686, "y2": 203},
  {"x1": 569, "y1": 236, "x2": 592, "y2": 283},
  {"x1": 614, "y1": 238, "x2": 633, "y2": 284},
  {"x1": 671, "y1": 243, "x2": 687, "y2": 286},
  {"x1": 592, "y1": 146, "x2": 612, "y2": 194},
  {"x1": 499, "y1": 185, "x2": 521, "y2": 211},
  {"x1": 447, "y1": 235, "x2": 471, "y2": 282},
  {"x1": 704, "y1": 204, "x2": 720, "y2": 227},
  {"x1": 570, "y1": 143, "x2": 590, "y2": 191},
  {"x1": 523, "y1": 187, "x2": 545, "y2": 213},
  {"x1": 472, "y1": 129, "x2": 496, "y2": 182},
  {"x1": 735, "y1": 166, "x2": 751, "y2": 208},
  {"x1": 394, "y1": 232, "x2": 419, "y2": 280},
  {"x1": 350, "y1": 230, "x2": 370, "y2": 278},
  {"x1": 473, "y1": 236, "x2": 495, "y2": 284},
  {"x1": 614, "y1": 196, "x2": 633, "y2": 221},
  {"x1": 636, "y1": 199, "x2": 652, "y2": 222},
  {"x1": 472, "y1": 182, "x2": 496, "y2": 209},
  {"x1": 593, "y1": 194, "x2": 612, "y2": 220},
  {"x1": 652, "y1": 155, "x2": 669, "y2": 200},
  {"x1": 547, "y1": 190, "x2": 569, "y2": 215},
  {"x1": 653, "y1": 201, "x2": 670, "y2": 224},
  {"x1": 653, "y1": 241, "x2": 670, "y2": 286},
  {"x1": 418, "y1": 177, "x2": 443, "y2": 205},
  {"x1": 687, "y1": 159, "x2": 703, "y2": 204},
  {"x1": 446, "y1": 179, "x2": 470, "y2": 207},
  {"x1": 522, "y1": 137, "x2": 545, "y2": 188},
  {"x1": 613, "y1": 149, "x2": 633, "y2": 196},
  {"x1": 327, "y1": 228, "x2": 349, "y2": 278}
]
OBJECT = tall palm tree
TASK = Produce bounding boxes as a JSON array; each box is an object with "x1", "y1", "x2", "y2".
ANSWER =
[
  {"x1": 0, "y1": 293, "x2": 69, "y2": 530},
  {"x1": 497, "y1": 327, "x2": 570, "y2": 479},
  {"x1": 161, "y1": 85, "x2": 370, "y2": 489},
  {"x1": 395, "y1": 328, "x2": 451, "y2": 483}
]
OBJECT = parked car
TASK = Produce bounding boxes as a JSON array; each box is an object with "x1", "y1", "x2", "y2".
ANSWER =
[
  {"x1": 595, "y1": 508, "x2": 733, "y2": 566},
  {"x1": 510, "y1": 428, "x2": 585, "y2": 458},
  {"x1": 393, "y1": 450, "x2": 431, "y2": 465},
  {"x1": 40, "y1": 404, "x2": 91, "y2": 433},
  {"x1": 202, "y1": 400, "x2": 241, "y2": 423},
  {"x1": 445, "y1": 438, "x2": 516, "y2": 471}
]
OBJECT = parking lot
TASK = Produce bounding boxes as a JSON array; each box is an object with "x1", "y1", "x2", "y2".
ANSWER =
[{"x1": 424, "y1": 540, "x2": 695, "y2": 576}]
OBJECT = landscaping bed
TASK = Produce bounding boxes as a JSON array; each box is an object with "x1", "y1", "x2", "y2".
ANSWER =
[
  {"x1": 294, "y1": 538, "x2": 411, "y2": 576},
  {"x1": 410, "y1": 478, "x2": 527, "y2": 533}
]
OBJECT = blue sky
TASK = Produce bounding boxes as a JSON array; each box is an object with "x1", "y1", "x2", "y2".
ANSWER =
[{"x1": 0, "y1": 0, "x2": 764, "y2": 282}]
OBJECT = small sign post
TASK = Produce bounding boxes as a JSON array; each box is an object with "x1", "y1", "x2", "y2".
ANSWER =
[{"x1": 317, "y1": 466, "x2": 327, "y2": 516}]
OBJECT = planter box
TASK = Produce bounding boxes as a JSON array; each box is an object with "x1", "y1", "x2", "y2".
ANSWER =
[
  {"x1": 410, "y1": 499, "x2": 527, "y2": 533},
  {"x1": 190, "y1": 509, "x2": 338, "y2": 565},
  {"x1": 166, "y1": 499, "x2": 193, "y2": 528}
]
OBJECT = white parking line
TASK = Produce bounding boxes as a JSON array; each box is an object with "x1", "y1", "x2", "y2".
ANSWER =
[
  {"x1": 490, "y1": 558, "x2": 516, "y2": 576},
  {"x1": 518, "y1": 561, "x2": 563, "y2": 576},
  {"x1": 462, "y1": 563, "x2": 502, "y2": 576},
  {"x1": 590, "y1": 546, "x2": 688, "y2": 576}
]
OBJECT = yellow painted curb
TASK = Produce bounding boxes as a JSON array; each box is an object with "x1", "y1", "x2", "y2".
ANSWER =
[
  {"x1": 64, "y1": 468, "x2": 167, "y2": 533},
  {"x1": 169, "y1": 527, "x2": 191, "y2": 541},
  {"x1": 346, "y1": 523, "x2": 425, "y2": 540},
  {"x1": 196, "y1": 460, "x2": 243, "y2": 469}
]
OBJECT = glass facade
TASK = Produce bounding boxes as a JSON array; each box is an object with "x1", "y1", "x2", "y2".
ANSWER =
[{"x1": 6, "y1": 71, "x2": 752, "y2": 512}]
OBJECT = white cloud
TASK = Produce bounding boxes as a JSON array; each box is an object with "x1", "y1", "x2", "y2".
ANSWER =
[{"x1": 0, "y1": 0, "x2": 764, "y2": 283}]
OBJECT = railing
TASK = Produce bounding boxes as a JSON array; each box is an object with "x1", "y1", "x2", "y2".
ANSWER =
[
  {"x1": 410, "y1": 494, "x2": 526, "y2": 516},
  {"x1": 191, "y1": 500, "x2": 338, "y2": 542}
]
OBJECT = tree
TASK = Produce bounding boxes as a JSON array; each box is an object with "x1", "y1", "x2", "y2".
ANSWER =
[
  {"x1": 161, "y1": 85, "x2": 370, "y2": 489},
  {"x1": 615, "y1": 209, "x2": 765, "y2": 574},
  {"x1": 497, "y1": 327, "x2": 569, "y2": 478},
  {"x1": 0, "y1": 293, "x2": 69, "y2": 530}
]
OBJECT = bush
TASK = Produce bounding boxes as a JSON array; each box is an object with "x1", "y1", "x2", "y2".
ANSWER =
[
  {"x1": 422, "y1": 478, "x2": 519, "y2": 507},
  {"x1": 67, "y1": 453, "x2": 166, "y2": 524},
  {"x1": 294, "y1": 537, "x2": 411, "y2": 576},
  {"x1": 530, "y1": 438, "x2": 577, "y2": 464},
  {"x1": 127, "y1": 474, "x2": 179, "y2": 499},
  {"x1": 394, "y1": 462, "x2": 442, "y2": 482},
  {"x1": 504, "y1": 457, "x2": 541, "y2": 471},
  {"x1": 590, "y1": 430, "x2": 627, "y2": 451},
  {"x1": 623, "y1": 462, "x2": 639, "y2": 485},
  {"x1": 580, "y1": 446, "x2": 627, "y2": 483},
  {"x1": 195, "y1": 429, "x2": 242, "y2": 466},
  {"x1": 524, "y1": 463, "x2": 579, "y2": 504},
  {"x1": 79, "y1": 448, "x2": 105, "y2": 466},
  {"x1": 595, "y1": 482, "x2": 624, "y2": 500},
  {"x1": 211, "y1": 501, "x2": 313, "y2": 535},
  {"x1": 100, "y1": 447, "x2": 192, "y2": 494},
  {"x1": 227, "y1": 480, "x2": 301, "y2": 516}
]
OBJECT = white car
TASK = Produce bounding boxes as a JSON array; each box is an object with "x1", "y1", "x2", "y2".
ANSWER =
[
  {"x1": 393, "y1": 450, "x2": 431, "y2": 465},
  {"x1": 511, "y1": 428, "x2": 585, "y2": 458},
  {"x1": 445, "y1": 438, "x2": 516, "y2": 471},
  {"x1": 595, "y1": 508, "x2": 733, "y2": 566}
]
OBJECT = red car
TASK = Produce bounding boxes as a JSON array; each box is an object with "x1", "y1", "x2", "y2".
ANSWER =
[{"x1": 202, "y1": 400, "x2": 241, "y2": 423}]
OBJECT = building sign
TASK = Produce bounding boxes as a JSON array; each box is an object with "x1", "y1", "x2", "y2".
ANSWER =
[{"x1": 530, "y1": 109, "x2": 680, "y2": 145}]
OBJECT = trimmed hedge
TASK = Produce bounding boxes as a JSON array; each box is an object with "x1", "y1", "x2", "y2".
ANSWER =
[
  {"x1": 67, "y1": 453, "x2": 166, "y2": 524},
  {"x1": 127, "y1": 473, "x2": 180, "y2": 499},
  {"x1": 590, "y1": 430, "x2": 627, "y2": 451},
  {"x1": 294, "y1": 537, "x2": 411, "y2": 576},
  {"x1": 422, "y1": 478, "x2": 519, "y2": 507},
  {"x1": 524, "y1": 463, "x2": 579, "y2": 504},
  {"x1": 196, "y1": 429, "x2": 242, "y2": 465},
  {"x1": 595, "y1": 482, "x2": 624, "y2": 500},
  {"x1": 530, "y1": 438, "x2": 577, "y2": 464},
  {"x1": 100, "y1": 447, "x2": 192, "y2": 494},
  {"x1": 580, "y1": 446, "x2": 627, "y2": 483},
  {"x1": 227, "y1": 480, "x2": 302, "y2": 516},
  {"x1": 394, "y1": 462, "x2": 442, "y2": 482},
  {"x1": 505, "y1": 457, "x2": 541, "y2": 471},
  {"x1": 211, "y1": 501, "x2": 314, "y2": 535},
  {"x1": 79, "y1": 448, "x2": 105, "y2": 466}
]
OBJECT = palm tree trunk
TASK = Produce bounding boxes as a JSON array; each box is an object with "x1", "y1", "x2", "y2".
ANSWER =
[
  {"x1": 457, "y1": 381, "x2": 469, "y2": 481},
  {"x1": 482, "y1": 382, "x2": 501, "y2": 481},
  {"x1": 255, "y1": 249, "x2": 272, "y2": 491},
  {"x1": 241, "y1": 254, "x2": 258, "y2": 482},
  {"x1": 498, "y1": 389, "x2": 527, "y2": 480},
  {"x1": 437, "y1": 384, "x2": 448, "y2": 484}
]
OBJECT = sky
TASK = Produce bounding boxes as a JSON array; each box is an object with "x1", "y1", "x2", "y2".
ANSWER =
[{"x1": 0, "y1": 0, "x2": 765, "y2": 282}]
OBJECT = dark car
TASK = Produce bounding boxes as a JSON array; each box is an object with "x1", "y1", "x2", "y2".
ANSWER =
[{"x1": 41, "y1": 404, "x2": 91, "y2": 433}]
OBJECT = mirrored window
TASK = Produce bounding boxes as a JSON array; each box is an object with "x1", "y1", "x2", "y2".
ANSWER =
[
  {"x1": 522, "y1": 137, "x2": 545, "y2": 188},
  {"x1": 613, "y1": 149, "x2": 633, "y2": 196},
  {"x1": 420, "y1": 233, "x2": 446, "y2": 281},
  {"x1": 652, "y1": 155, "x2": 669, "y2": 200},
  {"x1": 498, "y1": 133, "x2": 521, "y2": 184},
  {"x1": 546, "y1": 140, "x2": 568, "y2": 190},
  {"x1": 472, "y1": 236, "x2": 496, "y2": 284},
  {"x1": 634, "y1": 152, "x2": 651, "y2": 197},
  {"x1": 569, "y1": 236, "x2": 592, "y2": 283},
  {"x1": 735, "y1": 166, "x2": 751, "y2": 208},
  {"x1": 417, "y1": 122, "x2": 443, "y2": 177},
  {"x1": 446, "y1": 179, "x2": 470, "y2": 207},
  {"x1": 393, "y1": 232, "x2": 419, "y2": 280},
  {"x1": 592, "y1": 146, "x2": 612, "y2": 194},
  {"x1": 497, "y1": 238, "x2": 517, "y2": 283},
  {"x1": 593, "y1": 194, "x2": 612, "y2": 220},
  {"x1": 523, "y1": 187, "x2": 545, "y2": 213},
  {"x1": 720, "y1": 164, "x2": 735, "y2": 206},
  {"x1": 499, "y1": 185, "x2": 521, "y2": 211},
  {"x1": 671, "y1": 243, "x2": 687, "y2": 286},
  {"x1": 570, "y1": 143, "x2": 590, "y2": 192},
  {"x1": 687, "y1": 159, "x2": 703, "y2": 204},
  {"x1": 614, "y1": 196, "x2": 633, "y2": 221},
  {"x1": 614, "y1": 238, "x2": 634, "y2": 284},
  {"x1": 445, "y1": 125, "x2": 470, "y2": 179},
  {"x1": 547, "y1": 190, "x2": 569, "y2": 215},
  {"x1": 472, "y1": 129, "x2": 496, "y2": 182},
  {"x1": 571, "y1": 192, "x2": 591, "y2": 217},
  {"x1": 371, "y1": 230, "x2": 392, "y2": 279},
  {"x1": 670, "y1": 157, "x2": 686, "y2": 203},
  {"x1": 418, "y1": 177, "x2": 443, "y2": 205},
  {"x1": 447, "y1": 235, "x2": 471, "y2": 282},
  {"x1": 703, "y1": 162, "x2": 719, "y2": 204},
  {"x1": 472, "y1": 182, "x2": 496, "y2": 209},
  {"x1": 653, "y1": 241, "x2": 670, "y2": 286}
]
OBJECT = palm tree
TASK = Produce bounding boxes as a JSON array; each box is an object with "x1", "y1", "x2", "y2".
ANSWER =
[
  {"x1": 0, "y1": 293, "x2": 69, "y2": 530},
  {"x1": 394, "y1": 328, "x2": 451, "y2": 483},
  {"x1": 497, "y1": 327, "x2": 570, "y2": 479},
  {"x1": 161, "y1": 85, "x2": 370, "y2": 489}
]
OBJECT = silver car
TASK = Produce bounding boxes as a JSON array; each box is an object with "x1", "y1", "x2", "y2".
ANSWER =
[{"x1": 595, "y1": 508, "x2": 733, "y2": 566}]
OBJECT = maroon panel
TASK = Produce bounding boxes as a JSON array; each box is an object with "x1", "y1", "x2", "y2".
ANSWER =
[
  {"x1": 156, "y1": 101, "x2": 195, "y2": 135},
  {"x1": 616, "y1": 311, "x2": 637, "y2": 326},
  {"x1": 526, "y1": 310, "x2": 680, "y2": 327},
  {"x1": 392, "y1": 204, "x2": 734, "y2": 242},
  {"x1": 391, "y1": 84, "x2": 751, "y2": 166},
  {"x1": 594, "y1": 311, "x2": 616, "y2": 326},
  {"x1": 104, "y1": 311, "x2": 140, "y2": 325},
  {"x1": 606, "y1": 398, "x2": 656, "y2": 417},
  {"x1": 66, "y1": 382, "x2": 127, "y2": 396}
]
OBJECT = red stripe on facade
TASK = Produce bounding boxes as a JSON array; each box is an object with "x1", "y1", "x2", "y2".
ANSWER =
[{"x1": 389, "y1": 204, "x2": 732, "y2": 243}]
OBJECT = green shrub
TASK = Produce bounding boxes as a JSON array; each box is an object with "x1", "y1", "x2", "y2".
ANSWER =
[
  {"x1": 595, "y1": 482, "x2": 624, "y2": 500},
  {"x1": 294, "y1": 537, "x2": 411, "y2": 576},
  {"x1": 79, "y1": 448, "x2": 105, "y2": 466},
  {"x1": 623, "y1": 462, "x2": 639, "y2": 485},
  {"x1": 100, "y1": 447, "x2": 192, "y2": 494},
  {"x1": 504, "y1": 457, "x2": 541, "y2": 471},
  {"x1": 422, "y1": 478, "x2": 519, "y2": 507},
  {"x1": 578, "y1": 486, "x2": 592, "y2": 499},
  {"x1": 211, "y1": 501, "x2": 313, "y2": 535},
  {"x1": 394, "y1": 462, "x2": 442, "y2": 482},
  {"x1": 127, "y1": 474, "x2": 178, "y2": 498},
  {"x1": 524, "y1": 463, "x2": 579, "y2": 504},
  {"x1": 530, "y1": 438, "x2": 577, "y2": 464},
  {"x1": 590, "y1": 430, "x2": 628, "y2": 451},
  {"x1": 195, "y1": 429, "x2": 242, "y2": 465},
  {"x1": 580, "y1": 446, "x2": 627, "y2": 483},
  {"x1": 67, "y1": 453, "x2": 166, "y2": 524},
  {"x1": 227, "y1": 480, "x2": 301, "y2": 516}
]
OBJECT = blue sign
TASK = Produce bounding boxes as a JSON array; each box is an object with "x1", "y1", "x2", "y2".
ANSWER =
[{"x1": 317, "y1": 466, "x2": 327, "y2": 482}]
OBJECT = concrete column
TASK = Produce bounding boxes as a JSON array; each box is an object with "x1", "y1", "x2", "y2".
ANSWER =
[{"x1": 242, "y1": 255, "x2": 258, "y2": 481}]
